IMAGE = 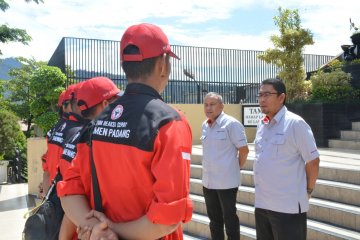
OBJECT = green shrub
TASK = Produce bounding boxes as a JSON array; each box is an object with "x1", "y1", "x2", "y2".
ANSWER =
[
  {"x1": 311, "y1": 85, "x2": 359, "y2": 102},
  {"x1": 310, "y1": 69, "x2": 359, "y2": 102}
]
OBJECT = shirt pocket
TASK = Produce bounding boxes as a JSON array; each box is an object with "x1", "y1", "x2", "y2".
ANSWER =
[
  {"x1": 215, "y1": 130, "x2": 227, "y2": 139},
  {"x1": 269, "y1": 135, "x2": 285, "y2": 159},
  {"x1": 215, "y1": 130, "x2": 228, "y2": 149}
]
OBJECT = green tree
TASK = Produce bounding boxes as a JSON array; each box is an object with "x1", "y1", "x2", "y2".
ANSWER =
[
  {"x1": 0, "y1": 79, "x2": 9, "y2": 109},
  {"x1": 0, "y1": 109, "x2": 26, "y2": 160},
  {"x1": 6, "y1": 57, "x2": 46, "y2": 137},
  {"x1": 0, "y1": 109, "x2": 27, "y2": 180},
  {"x1": 258, "y1": 7, "x2": 314, "y2": 101},
  {"x1": 29, "y1": 65, "x2": 65, "y2": 134},
  {"x1": 0, "y1": 0, "x2": 44, "y2": 55}
]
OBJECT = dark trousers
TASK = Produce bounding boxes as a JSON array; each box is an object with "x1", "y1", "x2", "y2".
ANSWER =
[
  {"x1": 255, "y1": 208, "x2": 307, "y2": 240},
  {"x1": 203, "y1": 187, "x2": 240, "y2": 240}
]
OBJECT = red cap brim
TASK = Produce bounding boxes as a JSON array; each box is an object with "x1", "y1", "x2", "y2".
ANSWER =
[{"x1": 168, "y1": 51, "x2": 180, "y2": 60}]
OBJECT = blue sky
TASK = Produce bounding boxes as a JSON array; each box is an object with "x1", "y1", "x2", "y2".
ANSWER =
[{"x1": 1, "y1": 0, "x2": 359, "y2": 61}]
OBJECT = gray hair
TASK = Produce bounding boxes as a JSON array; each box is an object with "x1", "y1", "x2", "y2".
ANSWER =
[{"x1": 204, "y1": 92, "x2": 223, "y2": 103}]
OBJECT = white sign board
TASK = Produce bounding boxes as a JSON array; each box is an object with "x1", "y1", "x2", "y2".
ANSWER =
[{"x1": 242, "y1": 105, "x2": 265, "y2": 127}]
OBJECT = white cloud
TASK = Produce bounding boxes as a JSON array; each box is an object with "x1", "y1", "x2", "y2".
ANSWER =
[{"x1": 1, "y1": 0, "x2": 360, "y2": 61}]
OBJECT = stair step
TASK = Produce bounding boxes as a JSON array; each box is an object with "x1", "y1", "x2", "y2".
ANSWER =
[
  {"x1": 186, "y1": 206, "x2": 360, "y2": 240},
  {"x1": 190, "y1": 193, "x2": 360, "y2": 232},
  {"x1": 318, "y1": 162, "x2": 360, "y2": 185},
  {"x1": 315, "y1": 179, "x2": 360, "y2": 207},
  {"x1": 353, "y1": 122, "x2": 360, "y2": 131},
  {"x1": 309, "y1": 198, "x2": 360, "y2": 232},
  {"x1": 241, "y1": 174, "x2": 360, "y2": 207},
  {"x1": 307, "y1": 219, "x2": 360, "y2": 240},
  {"x1": 183, "y1": 233, "x2": 206, "y2": 240},
  {"x1": 328, "y1": 139, "x2": 360, "y2": 150},
  {"x1": 190, "y1": 168, "x2": 360, "y2": 207},
  {"x1": 341, "y1": 130, "x2": 360, "y2": 140},
  {"x1": 192, "y1": 161, "x2": 360, "y2": 186},
  {"x1": 189, "y1": 145, "x2": 360, "y2": 239},
  {"x1": 184, "y1": 213, "x2": 256, "y2": 240}
]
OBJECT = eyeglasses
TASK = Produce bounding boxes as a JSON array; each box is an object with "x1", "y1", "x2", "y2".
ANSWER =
[{"x1": 256, "y1": 92, "x2": 279, "y2": 98}]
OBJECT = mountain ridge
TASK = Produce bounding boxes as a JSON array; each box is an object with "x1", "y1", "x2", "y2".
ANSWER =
[{"x1": 0, "y1": 58, "x2": 21, "y2": 80}]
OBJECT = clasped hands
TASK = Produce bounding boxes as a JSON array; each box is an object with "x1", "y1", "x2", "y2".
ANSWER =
[{"x1": 77, "y1": 210, "x2": 118, "y2": 240}]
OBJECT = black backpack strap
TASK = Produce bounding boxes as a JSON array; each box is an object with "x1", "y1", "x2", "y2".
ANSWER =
[{"x1": 88, "y1": 122, "x2": 103, "y2": 212}]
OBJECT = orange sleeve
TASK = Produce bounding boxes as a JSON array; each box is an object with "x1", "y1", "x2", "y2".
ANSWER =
[
  {"x1": 57, "y1": 144, "x2": 89, "y2": 197},
  {"x1": 146, "y1": 114, "x2": 193, "y2": 225}
]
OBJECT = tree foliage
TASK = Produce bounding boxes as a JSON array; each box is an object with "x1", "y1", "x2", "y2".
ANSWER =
[
  {"x1": 0, "y1": 0, "x2": 44, "y2": 55},
  {"x1": 0, "y1": 109, "x2": 26, "y2": 160},
  {"x1": 29, "y1": 65, "x2": 65, "y2": 134},
  {"x1": 6, "y1": 57, "x2": 46, "y2": 137},
  {"x1": 0, "y1": 80, "x2": 9, "y2": 109},
  {"x1": 4, "y1": 58, "x2": 65, "y2": 137},
  {"x1": 258, "y1": 7, "x2": 314, "y2": 101}
]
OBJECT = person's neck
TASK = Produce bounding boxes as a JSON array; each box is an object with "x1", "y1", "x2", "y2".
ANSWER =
[{"x1": 129, "y1": 78, "x2": 164, "y2": 94}]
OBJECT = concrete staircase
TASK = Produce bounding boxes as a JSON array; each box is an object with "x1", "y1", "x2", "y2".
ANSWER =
[
  {"x1": 329, "y1": 122, "x2": 360, "y2": 150},
  {"x1": 183, "y1": 145, "x2": 360, "y2": 240}
]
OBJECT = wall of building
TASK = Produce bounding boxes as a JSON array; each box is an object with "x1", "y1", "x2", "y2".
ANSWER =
[
  {"x1": 170, "y1": 104, "x2": 256, "y2": 145},
  {"x1": 27, "y1": 138, "x2": 47, "y2": 196},
  {"x1": 27, "y1": 104, "x2": 256, "y2": 195}
]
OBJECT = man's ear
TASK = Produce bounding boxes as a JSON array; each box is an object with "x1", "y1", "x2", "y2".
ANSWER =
[
  {"x1": 102, "y1": 100, "x2": 109, "y2": 108},
  {"x1": 158, "y1": 54, "x2": 168, "y2": 77},
  {"x1": 220, "y1": 102, "x2": 225, "y2": 110},
  {"x1": 279, "y1": 93, "x2": 286, "y2": 104}
]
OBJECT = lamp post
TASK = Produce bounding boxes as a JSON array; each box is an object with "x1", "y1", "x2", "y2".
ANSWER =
[{"x1": 183, "y1": 69, "x2": 201, "y2": 104}]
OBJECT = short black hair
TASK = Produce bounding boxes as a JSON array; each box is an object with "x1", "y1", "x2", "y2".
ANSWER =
[
  {"x1": 121, "y1": 45, "x2": 166, "y2": 80},
  {"x1": 80, "y1": 104, "x2": 97, "y2": 119},
  {"x1": 261, "y1": 78, "x2": 287, "y2": 104}
]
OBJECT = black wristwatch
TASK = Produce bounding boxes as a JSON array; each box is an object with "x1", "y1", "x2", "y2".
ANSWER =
[{"x1": 307, "y1": 188, "x2": 313, "y2": 195}]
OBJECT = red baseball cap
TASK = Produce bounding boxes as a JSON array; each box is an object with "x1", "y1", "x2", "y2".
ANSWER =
[
  {"x1": 57, "y1": 90, "x2": 66, "y2": 107},
  {"x1": 72, "y1": 82, "x2": 83, "y2": 99},
  {"x1": 120, "y1": 23, "x2": 180, "y2": 61},
  {"x1": 77, "y1": 77, "x2": 120, "y2": 111},
  {"x1": 58, "y1": 83, "x2": 82, "y2": 107},
  {"x1": 64, "y1": 84, "x2": 78, "y2": 102}
]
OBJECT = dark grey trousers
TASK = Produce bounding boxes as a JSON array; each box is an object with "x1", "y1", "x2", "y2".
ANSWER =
[
  {"x1": 203, "y1": 187, "x2": 240, "y2": 240},
  {"x1": 255, "y1": 207, "x2": 307, "y2": 240}
]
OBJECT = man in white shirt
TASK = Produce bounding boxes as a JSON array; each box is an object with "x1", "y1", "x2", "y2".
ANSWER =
[
  {"x1": 254, "y1": 78, "x2": 320, "y2": 240},
  {"x1": 201, "y1": 92, "x2": 249, "y2": 240}
]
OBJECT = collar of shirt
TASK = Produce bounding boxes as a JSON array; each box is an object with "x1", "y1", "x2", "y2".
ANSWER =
[
  {"x1": 62, "y1": 112, "x2": 70, "y2": 120},
  {"x1": 264, "y1": 106, "x2": 287, "y2": 126},
  {"x1": 68, "y1": 112, "x2": 86, "y2": 123},
  {"x1": 124, "y1": 83, "x2": 163, "y2": 100},
  {"x1": 207, "y1": 111, "x2": 225, "y2": 127},
  {"x1": 273, "y1": 105, "x2": 286, "y2": 123},
  {"x1": 214, "y1": 111, "x2": 225, "y2": 125},
  {"x1": 262, "y1": 115, "x2": 270, "y2": 124}
]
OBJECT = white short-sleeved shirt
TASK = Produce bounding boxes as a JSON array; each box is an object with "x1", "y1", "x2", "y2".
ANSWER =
[
  {"x1": 201, "y1": 112, "x2": 248, "y2": 189},
  {"x1": 254, "y1": 106, "x2": 320, "y2": 214}
]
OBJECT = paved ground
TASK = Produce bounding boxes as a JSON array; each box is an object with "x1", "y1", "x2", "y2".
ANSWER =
[
  {"x1": 0, "y1": 145, "x2": 359, "y2": 240},
  {"x1": 0, "y1": 183, "x2": 34, "y2": 240}
]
